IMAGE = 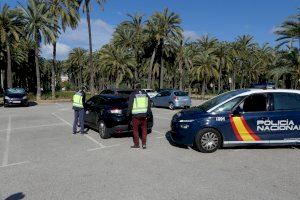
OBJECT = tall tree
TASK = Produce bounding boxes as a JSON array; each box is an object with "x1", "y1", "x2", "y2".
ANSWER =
[
  {"x1": 148, "y1": 8, "x2": 182, "y2": 89},
  {"x1": 0, "y1": 5, "x2": 22, "y2": 88},
  {"x1": 78, "y1": 0, "x2": 106, "y2": 93},
  {"x1": 48, "y1": 0, "x2": 80, "y2": 99},
  {"x1": 20, "y1": 0, "x2": 57, "y2": 100},
  {"x1": 275, "y1": 8, "x2": 300, "y2": 49}
]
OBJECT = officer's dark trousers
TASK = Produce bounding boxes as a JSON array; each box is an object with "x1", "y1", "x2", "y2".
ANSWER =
[
  {"x1": 73, "y1": 109, "x2": 85, "y2": 134},
  {"x1": 132, "y1": 116, "x2": 147, "y2": 146}
]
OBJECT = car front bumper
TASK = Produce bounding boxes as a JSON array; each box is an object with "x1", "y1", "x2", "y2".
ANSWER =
[{"x1": 4, "y1": 98, "x2": 28, "y2": 106}]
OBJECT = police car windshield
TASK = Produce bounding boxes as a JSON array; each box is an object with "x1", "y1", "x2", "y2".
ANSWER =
[
  {"x1": 7, "y1": 88, "x2": 25, "y2": 94},
  {"x1": 197, "y1": 90, "x2": 249, "y2": 111}
]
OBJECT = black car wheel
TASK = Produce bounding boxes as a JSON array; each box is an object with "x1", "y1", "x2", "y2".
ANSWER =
[
  {"x1": 194, "y1": 128, "x2": 221, "y2": 153},
  {"x1": 98, "y1": 121, "x2": 110, "y2": 139},
  {"x1": 169, "y1": 102, "x2": 175, "y2": 110},
  {"x1": 150, "y1": 100, "x2": 154, "y2": 107}
]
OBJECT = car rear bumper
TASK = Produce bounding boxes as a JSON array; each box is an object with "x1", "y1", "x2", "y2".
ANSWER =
[
  {"x1": 108, "y1": 121, "x2": 153, "y2": 134},
  {"x1": 174, "y1": 101, "x2": 191, "y2": 108}
]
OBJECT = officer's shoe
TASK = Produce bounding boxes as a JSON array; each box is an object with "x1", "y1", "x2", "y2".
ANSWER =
[
  {"x1": 142, "y1": 144, "x2": 146, "y2": 149},
  {"x1": 130, "y1": 145, "x2": 140, "y2": 148}
]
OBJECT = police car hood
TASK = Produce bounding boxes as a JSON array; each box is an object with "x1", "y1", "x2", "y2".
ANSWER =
[{"x1": 176, "y1": 107, "x2": 207, "y2": 119}]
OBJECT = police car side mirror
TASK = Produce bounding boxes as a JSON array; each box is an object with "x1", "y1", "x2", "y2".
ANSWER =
[{"x1": 231, "y1": 109, "x2": 241, "y2": 117}]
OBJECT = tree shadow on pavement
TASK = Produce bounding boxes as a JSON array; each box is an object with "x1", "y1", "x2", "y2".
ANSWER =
[{"x1": 5, "y1": 192, "x2": 25, "y2": 200}]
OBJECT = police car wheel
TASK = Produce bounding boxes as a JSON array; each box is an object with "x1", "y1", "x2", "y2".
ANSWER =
[
  {"x1": 169, "y1": 103, "x2": 175, "y2": 110},
  {"x1": 195, "y1": 128, "x2": 221, "y2": 153},
  {"x1": 98, "y1": 121, "x2": 110, "y2": 139}
]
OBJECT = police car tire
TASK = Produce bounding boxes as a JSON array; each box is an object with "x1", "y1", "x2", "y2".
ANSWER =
[
  {"x1": 195, "y1": 128, "x2": 221, "y2": 153},
  {"x1": 98, "y1": 121, "x2": 110, "y2": 139}
]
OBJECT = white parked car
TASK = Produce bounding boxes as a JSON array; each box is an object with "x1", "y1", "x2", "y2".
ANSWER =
[{"x1": 142, "y1": 89, "x2": 158, "y2": 98}]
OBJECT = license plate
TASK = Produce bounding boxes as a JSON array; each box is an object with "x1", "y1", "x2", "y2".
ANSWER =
[{"x1": 13, "y1": 101, "x2": 21, "y2": 103}]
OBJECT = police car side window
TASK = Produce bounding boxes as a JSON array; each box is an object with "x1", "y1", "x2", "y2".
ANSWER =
[
  {"x1": 213, "y1": 97, "x2": 243, "y2": 113},
  {"x1": 240, "y1": 94, "x2": 267, "y2": 112},
  {"x1": 273, "y1": 93, "x2": 300, "y2": 110}
]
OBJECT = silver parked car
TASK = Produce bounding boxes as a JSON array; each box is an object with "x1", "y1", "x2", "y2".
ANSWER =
[
  {"x1": 150, "y1": 90, "x2": 191, "y2": 110},
  {"x1": 142, "y1": 89, "x2": 158, "y2": 98}
]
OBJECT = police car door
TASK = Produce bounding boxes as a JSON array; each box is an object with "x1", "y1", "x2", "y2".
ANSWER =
[
  {"x1": 267, "y1": 92, "x2": 300, "y2": 143},
  {"x1": 231, "y1": 93, "x2": 271, "y2": 144}
]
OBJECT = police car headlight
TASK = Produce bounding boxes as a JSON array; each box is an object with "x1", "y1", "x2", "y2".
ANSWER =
[
  {"x1": 179, "y1": 119, "x2": 195, "y2": 123},
  {"x1": 5, "y1": 96, "x2": 10, "y2": 100},
  {"x1": 22, "y1": 96, "x2": 27, "y2": 100},
  {"x1": 180, "y1": 124, "x2": 190, "y2": 129}
]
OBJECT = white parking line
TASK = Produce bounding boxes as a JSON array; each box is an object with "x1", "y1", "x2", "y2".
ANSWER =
[
  {"x1": 2, "y1": 115, "x2": 11, "y2": 166},
  {"x1": 51, "y1": 112, "x2": 107, "y2": 148},
  {"x1": 0, "y1": 123, "x2": 66, "y2": 133},
  {"x1": 87, "y1": 144, "x2": 120, "y2": 152},
  {"x1": 0, "y1": 161, "x2": 29, "y2": 169}
]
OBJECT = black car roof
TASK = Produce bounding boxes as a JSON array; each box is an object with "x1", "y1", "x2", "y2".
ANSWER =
[{"x1": 98, "y1": 94, "x2": 127, "y2": 99}]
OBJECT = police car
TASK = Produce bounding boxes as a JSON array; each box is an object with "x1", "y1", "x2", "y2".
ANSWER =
[{"x1": 170, "y1": 89, "x2": 300, "y2": 153}]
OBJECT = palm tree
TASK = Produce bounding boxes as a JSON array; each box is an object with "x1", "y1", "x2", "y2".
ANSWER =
[
  {"x1": 275, "y1": 8, "x2": 300, "y2": 49},
  {"x1": 68, "y1": 47, "x2": 87, "y2": 86},
  {"x1": 100, "y1": 45, "x2": 134, "y2": 88},
  {"x1": 77, "y1": 0, "x2": 106, "y2": 93},
  {"x1": 120, "y1": 13, "x2": 145, "y2": 87},
  {"x1": 148, "y1": 8, "x2": 182, "y2": 89},
  {"x1": 48, "y1": 0, "x2": 80, "y2": 99},
  {"x1": 0, "y1": 5, "x2": 22, "y2": 88},
  {"x1": 20, "y1": 0, "x2": 57, "y2": 100},
  {"x1": 192, "y1": 48, "x2": 218, "y2": 96}
]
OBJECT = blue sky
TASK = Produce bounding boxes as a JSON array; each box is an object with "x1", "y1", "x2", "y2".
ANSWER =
[{"x1": 1, "y1": 0, "x2": 299, "y2": 59}]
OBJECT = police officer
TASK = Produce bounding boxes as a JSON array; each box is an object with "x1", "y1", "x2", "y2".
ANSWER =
[
  {"x1": 127, "y1": 84, "x2": 151, "y2": 149},
  {"x1": 72, "y1": 86, "x2": 86, "y2": 134}
]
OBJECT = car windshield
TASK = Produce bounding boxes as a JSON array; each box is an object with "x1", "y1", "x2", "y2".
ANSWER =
[
  {"x1": 197, "y1": 90, "x2": 249, "y2": 111},
  {"x1": 7, "y1": 88, "x2": 25, "y2": 94},
  {"x1": 174, "y1": 91, "x2": 188, "y2": 96}
]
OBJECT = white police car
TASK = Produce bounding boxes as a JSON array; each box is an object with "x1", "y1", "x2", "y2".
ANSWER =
[{"x1": 170, "y1": 89, "x2": 300, "y2": 153}]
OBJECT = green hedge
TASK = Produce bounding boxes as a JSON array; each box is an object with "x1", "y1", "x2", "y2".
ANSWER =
[{"x1": 28, "y1": 91, "x2": 92, "y2": 101}]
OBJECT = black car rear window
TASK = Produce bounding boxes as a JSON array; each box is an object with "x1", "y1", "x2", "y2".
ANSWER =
[
  {"x1": 105, "y1": 97, "x2": 128, "y2": 105},
  {"x1": 117, "y1": 90, "x2": 134, "y2": 95},
  {"x1": 174, "y1": 91, "x2": 188, "y2": 96}
]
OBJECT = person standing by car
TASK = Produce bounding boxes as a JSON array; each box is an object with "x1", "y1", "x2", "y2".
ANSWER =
[
  {"x1": 72, "y1": 86, "x2": 86, "y2": 134},
  {"x1": 127, "y1": 84, "x2": 151, "y2": 149}
]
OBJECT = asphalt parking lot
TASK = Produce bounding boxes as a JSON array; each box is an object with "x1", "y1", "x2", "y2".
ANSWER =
[{"x1": 0, "y1": 101, "x2": 299, "y2": 200}]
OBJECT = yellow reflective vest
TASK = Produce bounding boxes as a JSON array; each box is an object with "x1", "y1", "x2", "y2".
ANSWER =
[
  {"x1": 73, "y1": 92, "x2": 83, "y2": 108},
  {"x1": 132, "y1": 95, "x2": 148, "y2": 115}
]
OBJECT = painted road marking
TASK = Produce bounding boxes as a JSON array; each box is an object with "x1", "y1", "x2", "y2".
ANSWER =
[
  {"x1": 87, "y1": 144, "x2": 121, "y2": 152},
  {"x1": 51, "y1": 113, "x2": 112, "y2": 149},
  {"x1": 2, "y1": 115, "x2": 11, "y2": 166},
  {"x1": 0, "y1": 123, "x2": 66, "y2": 133},
  {"x1": 0, "y1": 161, "x2": 29, "y2": 169}
]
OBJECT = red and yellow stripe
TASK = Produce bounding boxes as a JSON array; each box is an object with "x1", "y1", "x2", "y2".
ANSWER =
[{"x1": 229, "y1": 116, "x2": 260, "y2": 141}]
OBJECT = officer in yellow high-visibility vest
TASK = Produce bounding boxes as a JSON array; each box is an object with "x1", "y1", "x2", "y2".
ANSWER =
[
  {"x1": 72, "y1": 86, "x2": 86, "y2": 134},
  {"x1": 127, "y1": 84, "x2": 151, "y2": 149}
]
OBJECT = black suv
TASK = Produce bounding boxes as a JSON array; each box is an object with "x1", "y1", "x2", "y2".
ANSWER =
[
  {"x1": 100, "y1": 89, "x2": 135, "y2": 98},
  {"x1": 84, "y1": 94, "x2": 153, "y2": 139}
]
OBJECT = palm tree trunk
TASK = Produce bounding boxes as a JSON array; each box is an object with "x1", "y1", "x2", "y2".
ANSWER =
[
  {"x1": 35, "y1": 38, "x2": 41, "y2": 101},
  {"x1": 147, "y1": 48, "x2": 156, "y2": 88},
  {"x1": 85, "y1": 0, "x2": 95, "y2": 93},
  {"x1": 0, "y1": 69, "x2": 4, "y2": 90},
  {"x1": 202, "y1": 79, "x2": 206, "y2": 98},
  {"x1": 51, "y1": 42, "x2": 56, "y2": 100},
  {"x1": 179, "y1": 60, "x2": 183, "y2": 90},
  {"x1": 233, "y1": 69, "x2": 236, "y2": 90},
  {"x1": 6, "y1": 42, "x2": 12, "y2": 88},
  {"x1": 218, "y1": 60, "x2": 222, "y2": 93},
  {"x1": 159, "y1": 41, "x2": 164, "y2": 89}
]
